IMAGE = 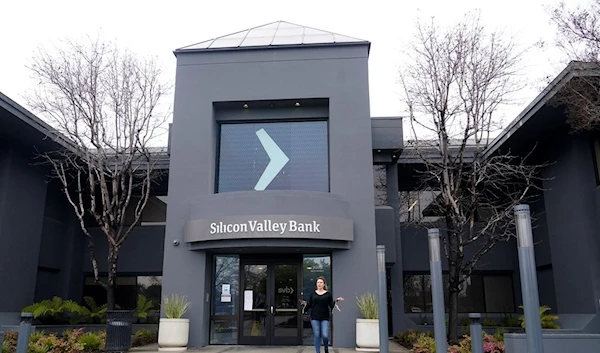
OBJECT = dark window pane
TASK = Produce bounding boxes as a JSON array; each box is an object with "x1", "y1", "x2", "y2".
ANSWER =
[
  {"x1": 457, "y1": 275, "x2": 484, "y2": 313},
  {"x1": 403, "y1": 275, "x2": 425, "y2": 313},
  {"x1": 137, "y1": 275, "x2": 162, "y2": 320},
  {"x1": 217, "y1": 121, "x2": 329, "y2": 193},
  {"x1": 484, "y1": 275, "x2": 515, "y2": 312}
]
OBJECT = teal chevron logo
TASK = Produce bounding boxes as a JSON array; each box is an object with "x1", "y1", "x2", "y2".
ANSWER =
[{"x1": 254, "y1": 128, "x2": 289, "y2": 191}]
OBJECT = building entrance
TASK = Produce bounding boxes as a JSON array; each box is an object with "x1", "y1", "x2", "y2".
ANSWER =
[{"x1": 239, "y1": 256, "x2": 302, "y2": 345}]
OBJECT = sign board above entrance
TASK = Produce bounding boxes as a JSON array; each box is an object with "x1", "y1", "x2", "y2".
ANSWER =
[
  {"x1": 211, "y1": 220, "x2": 321, "y2": 235},
  {"x1": 184, "y1": 215, "x2": 354, "y2": 243}
]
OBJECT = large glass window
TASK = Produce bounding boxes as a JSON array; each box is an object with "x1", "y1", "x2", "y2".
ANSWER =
[
  {"x1": 210, "y1": 255, "x2": 240, "y2": 345},
  {"x1": 82, "y1": 275, "x2": 162, "y2": 323},
  {"x1": 403, "y1": 273, "x2": 515, "y2": 313},
  {"x1": 216, "y1": 121, "x2": 329, "y2": 193}
]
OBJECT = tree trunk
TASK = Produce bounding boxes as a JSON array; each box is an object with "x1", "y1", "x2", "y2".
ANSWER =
[
  {"x1": 448, "y1": 277, "x2": 460, "y2": 343},
  {"x1": 446, "y1": 216, "x2": 462, "y2": 343},
  {"x1": 106, "y1": 246, "x2": 119, "y2": 310}
]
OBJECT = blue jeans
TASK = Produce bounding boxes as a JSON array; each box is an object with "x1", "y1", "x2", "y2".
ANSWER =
[{"x1": 311, "y1": 319, "x2": 330, "y2": 352}]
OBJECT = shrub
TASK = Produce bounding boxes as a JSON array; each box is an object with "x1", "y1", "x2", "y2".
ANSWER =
[
  {"x1": 80, "y1": 296, "x2": 108, "y2": 324},
  {"x1": 519, "y1": 305, "x2": 560, "y2": 329},
  {"x1": 22, "y1": 297, "x2": 86, "y2": 325},
  {"x1": 132, "y1": 329, "x2": 158, "y2": 347},
  {"x1": 460, "y1": 316, "x2": 470, "y2": 326},
  {"x1": 1, "y1": 329, "x2": 110, "y2": 353},
  {"x1": 492, "y1": 328, "x2": 507, "y2": 343},
  {"x1": 2, "y1": 331, "x2": 18, "y2": 353},
  {"x1": 448, "y1": 333, "x2": 505, "y2": 353},
  {"x1": 30, "y1": 334, "x2": 62, "y2": 353},
  {"x1": 412, "y1": 335, "x2": 436, "y2": 353},
  {"x1": 77, "y1": 332, "x2": 104, "y2": 352},
  {"x1": 482, "y1": 318, "x2": 498, "y2": 327},
  {"x1": 395, "y1": 329, "x2": 421, "y2": 349},
  {"x1": 355, "y1": 292, "x2": 378, "y2": 320},
  {"x1": 448, "y1": 334, "x2": 471, "y2": 353},
  {"x1": 135, "y1": 294, "x2": 155, "y2": 320},
  {"x1": 500, "y1": 314, "x2": 520, "y2": 328}
]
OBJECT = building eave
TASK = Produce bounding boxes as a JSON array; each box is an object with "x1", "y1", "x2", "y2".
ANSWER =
[
  {"x1": 483, "y1": 61, "x2": 600, "y2": 159},
  {"x1": 173, "y1": 41, "x2": 371, "y2": 56},
  {"x1": 0, "y1": 91, "x2": 77, "y2": 152}
]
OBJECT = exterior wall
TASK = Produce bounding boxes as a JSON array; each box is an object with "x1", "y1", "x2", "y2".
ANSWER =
[
  {"x1": 0, "y1": 143, "x2": 48, "y2": 323},
  {"x1": 34, "y1": 181, "x2": 84, "y2": 304},
  {"x1": 529, "y1": 192, "x2": 558, "y2": 313},
  {"x1": 541, "y1": 131, "x2": 600, "y2": 324},
  {"x1": 83, "y1": 226, "x2": 165, "y2": 274},
  {"x1": 165, "y1": 44, "x2": 377, "y2": 348}
]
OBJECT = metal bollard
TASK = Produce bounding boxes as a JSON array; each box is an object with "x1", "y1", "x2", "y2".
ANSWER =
[
  {"x1": 16, "y1": 313, "x2": 33, "y2": 353},
  {"x1": 469, "y1": 313, "x2": 483, "y2": 353},
  {"x1": 515, "y1": 204, "x2": 544, "y2": 353},
  {"x1": 428, "y1": 229, "x2": 447, "y2": 353}
]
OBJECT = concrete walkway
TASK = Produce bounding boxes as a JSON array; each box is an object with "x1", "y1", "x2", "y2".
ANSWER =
[{"x1": 131, "y1": 339, "x2": 410, "y2": 353}]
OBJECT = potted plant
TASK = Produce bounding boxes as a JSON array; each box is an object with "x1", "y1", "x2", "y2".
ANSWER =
[
  {"x1": 158, "y1": 294, "x2": 191, "y2": 352},
  {"x1": 355, "y1": 292, "x2": 379, "y2": 351}
]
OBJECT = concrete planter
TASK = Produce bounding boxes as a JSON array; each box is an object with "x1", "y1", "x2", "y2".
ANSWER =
[
  {"x1": 158, "y1": 318, "x2": 189, "y2": 352},
  {"x1": 504, "y1": 332, "x2": 600, "y2": 353},
  {"x1": 356, "y1": 319, "x2": 379, "y2": 352}
]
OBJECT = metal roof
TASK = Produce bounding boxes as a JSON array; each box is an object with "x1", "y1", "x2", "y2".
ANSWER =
[{"x1": 175, "y1": 20, "x2": 369, "y2": 53}]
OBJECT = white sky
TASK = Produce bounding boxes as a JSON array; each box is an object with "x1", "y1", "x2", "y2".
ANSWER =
[{"x1": 0, "y1": 0, "x2": 587, "y2": 143}]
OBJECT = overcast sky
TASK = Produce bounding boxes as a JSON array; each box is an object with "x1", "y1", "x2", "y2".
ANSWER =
[{"x1": 0, "y1": 0, "x2": 586, "y2": 142}]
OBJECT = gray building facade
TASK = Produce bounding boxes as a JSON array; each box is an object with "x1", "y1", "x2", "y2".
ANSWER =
[
  {"x1": 162, "y1": 21, "x2": 398, "y2": 348},
  {"x1": 1, "y1": 22, "x2": 600, "y2": 350}
]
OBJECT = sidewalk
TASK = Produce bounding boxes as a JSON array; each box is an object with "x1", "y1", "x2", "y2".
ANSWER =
[{"x1": 131, "y1": 339, "x2": 410, "y2": 352}]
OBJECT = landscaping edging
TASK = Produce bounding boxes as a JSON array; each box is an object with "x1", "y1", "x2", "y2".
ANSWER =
[{"x1": 504, "y1": 332, "x2": 600, "y2": 353}]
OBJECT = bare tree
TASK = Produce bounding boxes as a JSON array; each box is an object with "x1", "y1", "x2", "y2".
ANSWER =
[
  {"x1": 27, "y1": 35, "x2": 171, "y2": 310},
  {"x1": 398, "y1": 12, "x2": 547, "y2": 342},
  {"x1": 546, "y1": 1, "x2": 600, "y2": 132}
]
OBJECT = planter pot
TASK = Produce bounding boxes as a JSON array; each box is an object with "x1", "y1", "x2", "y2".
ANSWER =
[
  {"x1": 356, "y1": 318, "x2": 379, "y2": 352},
  {"x1": 158, "y1": 318, "x2": 189, "y2": 352}
]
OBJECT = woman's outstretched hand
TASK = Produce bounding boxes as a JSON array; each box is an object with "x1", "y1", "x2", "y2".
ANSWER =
[{"x1": 336, "y1": 296, "x2": 345, "y2": 301}]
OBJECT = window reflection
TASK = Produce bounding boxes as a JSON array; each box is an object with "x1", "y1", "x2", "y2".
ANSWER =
[
  {"x1": 403, "y1": 273, "x2": 515, "y2": 313},
  {"x1": 81, "y1": 275, "x2": 162, "y2": 323},
  {"x1": 210, "y1": 255, "x2": 240, "y2": 344}
]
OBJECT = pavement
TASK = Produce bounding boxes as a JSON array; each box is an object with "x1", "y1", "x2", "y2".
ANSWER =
[{"x1": 130, "y1": 339, "x2": 411, "y2": 353}]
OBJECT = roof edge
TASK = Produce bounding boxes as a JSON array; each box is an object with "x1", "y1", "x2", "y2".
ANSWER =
[
  {"x1": 483, "y1": 61, "x2": 599, "y2": 158},
  {"x1": 173, "y1": 41, "x2": 371, "y2": 56},
  {"x1": 0, "y1": 91, "x2": 78, "y2": 152}
]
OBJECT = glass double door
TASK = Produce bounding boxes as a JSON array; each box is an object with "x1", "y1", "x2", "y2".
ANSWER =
[{"x1": 239, "y1": 259, "x2": 302, "y2": 345}]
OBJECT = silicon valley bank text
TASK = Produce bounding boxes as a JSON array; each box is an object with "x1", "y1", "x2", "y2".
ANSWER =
[{"x1": 209, "y1": 220, "x2": 321, "y2": 235}]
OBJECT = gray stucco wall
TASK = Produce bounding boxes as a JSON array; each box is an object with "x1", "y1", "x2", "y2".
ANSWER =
[
  {"x1": 400, "y1": 224, "x2": 519, "y2": 273},
  {"x1": 0, "y1": 143, "x2": 47, "y2": 322},
  {"x1": 165, "y1": 44, "x2": 377, "y2": 348},
  {"x1": 541, "y1": 131, "x2": 600, "y2": 318},
  {"x1": 34, "y1": 181, "x2": 84, "y2": 303},
  {"x1": 83, "y1": 226, "x2": 165, "y2": 274}
]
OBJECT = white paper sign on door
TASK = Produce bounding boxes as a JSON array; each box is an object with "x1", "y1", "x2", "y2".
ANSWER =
[
  {"x1": 244, "y1": 290, "x2": 253, "y2": 311},
  {"x1": 221, "y1": 284, "x2": 232, "y2": 302}
]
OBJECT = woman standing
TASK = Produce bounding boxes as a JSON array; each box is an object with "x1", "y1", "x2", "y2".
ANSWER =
[{"x1": 301, "y1": 276, "x2": 344, "y2": 353}]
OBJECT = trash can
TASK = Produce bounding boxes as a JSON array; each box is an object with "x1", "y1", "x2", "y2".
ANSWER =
[{"x1": 105, "y1": 310, "x2": 135, "y2": 352}]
